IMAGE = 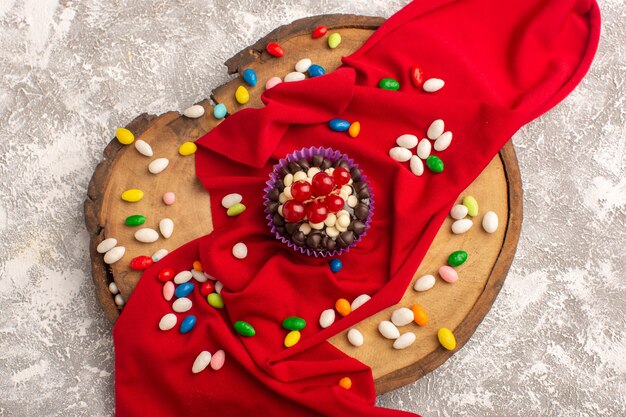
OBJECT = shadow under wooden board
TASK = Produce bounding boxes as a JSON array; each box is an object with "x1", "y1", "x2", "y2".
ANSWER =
[{"x1": 84, "y1": 14, "x2": 522, "y2": 395}]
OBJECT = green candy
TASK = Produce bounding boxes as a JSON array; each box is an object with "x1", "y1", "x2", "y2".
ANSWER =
[
  {"x1": 227, "y1": 203, "x2": 246, "y2": 217},
  {"x1": 378, "y1": 78, "x2": 400, "y2": 91},
  {"x1": 426, "y1": 156, "x2": 444, "y2": 173},
  {"x1": 328, "y1": 32, "x2": 341, "y2": 49},
  {"x1": 234, "y1": 321, "x2": 255, "y2": 337},
  {"x1": 282, "y1": 316, "x2": 306, "y2": 331},
  {"x1": 462, "y1": 196, "x2": 479, "y2": 217},
  {"x1": 448, "y1": 250, "x2": 468, "y2": 267},
  {"x1": 207, "y1": 293, "x2": 224, "y2": 309},
  {"x1": 125, "y1": 214, "x2": 146, "y2": 226}
]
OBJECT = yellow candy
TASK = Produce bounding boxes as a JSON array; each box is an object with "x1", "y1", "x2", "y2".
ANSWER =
[
  {"x1": 338, "y1": 377, "x2": 352, "y2": 390},
  {"x1": 462, "y1": 196, "x2": 479, "y2": 217},
  {"x1": 115, "y1": 127, "x2": 134, "y2": 145},
  {"x1": 179, "y1": 141, "x2": 197, "y2": 156},
  {"x1": 348, "y1": 121, "x2": 360, "y2": 138},
  {"x1": 121, "y1": 189, "x2": 144, "y2": 202},
  {"x1": 284, "y1": 330, "x2": 301, "y2": 348},
  {"x1": 328, "y1": 32, "x2": 341, "y2": 49},
  {"x1": 235, "y1": 85, "x2": 249, "y2": 104},
  {"x1": 437, "y1": 327, "x2": 457, "y2": 351},
  {"x1": 335, "y1": 298, "x2": 351, "y2": 317}
]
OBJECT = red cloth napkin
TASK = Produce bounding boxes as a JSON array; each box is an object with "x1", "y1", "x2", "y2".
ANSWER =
[{"x1": 114, "y1": 1, "x2": 599, "y2": 415}]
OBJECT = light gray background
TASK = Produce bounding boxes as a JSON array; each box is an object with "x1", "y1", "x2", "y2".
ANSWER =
[{"x1": 0, "y1": 0, "x2": 624, "y2": 416}]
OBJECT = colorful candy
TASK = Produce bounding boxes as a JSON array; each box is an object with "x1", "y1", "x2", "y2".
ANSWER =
[
  {"x1": 413, "y1": 274, "x2": 435, "y2": 292},
  {"x1": 234, "y1": 321, "x2": 255, "y2": 337},
  {"x1": 175, "y1": 282, "x2": 195, "y2": 298},
  {"x1": 242, "y1": 68, "x2": 257, "y2": 86},
  {"x1": 125, "y1": 215, "x2": 146, "y2": 227},
  {"x1": 163, "y1": 281, "x2": 175, "y2": 301},
  {"x1": 148, "y1": 157, "x2": 169, "y2": 174},
  {"x1": 437, "y1": 327, "x2": 456, "y2": 350},
  {"x1": 335, "y1": 298, "x2": 351, "y2": 317},
  {"x1": 378, "y1": 78, "x2": 400, "y2": 91},
  {"x1": 179, "y1": 142, "x2": 197, "y2": 156},
  {"x1": 207, "y1": 293, "x2": 224, "y2": 309},
  {"x1": 482, "y1": 211, "x2": 498, "y2": 233},
  {"x1": 115, "y1": 127, "x2": 134, "y2": 145},
  {"x1": 462, "y1": 196, "x2": 479, "y2": 217},
  {"x1": 308, "y1": 64, "x2": 325, "y2": 77},
  {"x1": 192, "y1": 351, "x2": 212, "y2": 374},
  {"x1": 348, "y1": 121, "x2": 360, "y2": 138},
  {"x1": 329, "y1": 118, "x2": 350, "y2": 132},
  {"x1": 378, "y1": 320, "x2": 400, "y2": 339},
  {"x1": 327, "y1": 32, "x2": 341, "y2": 49},
  {"x1": 121, "y1": 189, "x2": 144, "y2": 202},
  {"x1": 193, "y1": 261, "x2": 203, "y2": 272},
  {"x1": 284, "y1": 330, "x2": 301, "y2": 348},
  {"x1": 266, "y1": 42, "x2": 284, "y2": 57},
  {"x1": 199, "y1": 281, "x2": 215, "y2": 296},
  {"x1": 426, "y1": 155, "x2": 444, "y2": 173},
  {"x1": 129, "y1": 255, "x2": 153, "y2": 270},
  {"x1": 347, "y1": 328, "x2": 364, "y2": 347},
  {"x1": 265, "y1": 76, "x2": 282, "y2": 90},
  {"x1": 312, "y1": 26, "x2": 327, "y2": 39},
  {"x1": 439, "y1": 265, "x2": 459, "y2": 283},
  {"x1": 392, "y1": 332, "x2": 416, "y2": 349},
  {"x1": 162, "y1": 191, "x2": 176, "y2": 205},
  {"x1": 183, "y1": 104, "x2": 204, "y2": 118},
  {"x1": 448, "y1": 250, "x2": 468, "y2": 267},
  {"x1": 411, "y1": 304, "x2": 429, "y2": 326},
  {"x1": 159, "y1": 313, "x2": 177, "y2": 331},
  {"x1": 180, "y1": 315, "x2": 197, "y2": 333},
  {"x1": 338, "y1": 377, "x2": 352, "y2": 390},
  {"x1": 235, "y1": 85, "x2": 249, "y2": 104},
  {"x1": 409, "y1": 65, "x2": 425, "y2": 87},
  {"x1": 210, "y1": 350, "x2": 226, "y2": 370},
  {"x1": 213, "y1": 103, "x2": 227, "y2": 119},
  {"x1": 282, "y1": 316, "x2": 307, "y2": 331},
  {"x1": 329, "y1": 258, "x2": 342, "y2": 273},
  {"x1": 227, "y1": 203, "x2": 246, "y2": 217},
  {"x1": 158, "y1": 267, "x2": 175, "y2": 282}
]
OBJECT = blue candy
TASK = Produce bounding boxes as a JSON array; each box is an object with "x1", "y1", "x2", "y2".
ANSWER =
[
  {"x1": 329, "y1": 258, "x2": 343, "y2": 273},
  {"x1": 180, "y1": 315, "x2": 197, "y2": 334},
  {"x1": 307, "y1": 64, "x2": 325, "y2": 78},
  {"x1": 328, "y1": 118, "x2": 350, "y2": 132},
  {"x1": 175, "y1": 282, "x2": 195, "y2": 298},
  {"x1": 213, "y1": 103, "x2": 227, "y2": 119},
  {"x1": 242, "y1": 68, "x2": 257, "y2": 86}
]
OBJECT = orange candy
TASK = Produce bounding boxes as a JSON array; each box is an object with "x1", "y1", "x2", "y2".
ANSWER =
[
  {"x1": 338, "y1": 377, "x2": 352, "y2": 390},
  {"x1": 348, "y1": 121, "x2": 360, "y2": 138},
  {"x1": 193, "y1": 261, "x2": 203, "y2": 272},
  {"x1": 335, "y1": 298, "x2": 351, "y2": 317},
  {"x1": 411, "y1": 304, "x2": 429, "y2": 326}
]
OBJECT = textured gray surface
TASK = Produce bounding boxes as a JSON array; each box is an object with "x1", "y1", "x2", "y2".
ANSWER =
[{"x1": 0, "y1": 0, "x2": 624, "y2": 416}]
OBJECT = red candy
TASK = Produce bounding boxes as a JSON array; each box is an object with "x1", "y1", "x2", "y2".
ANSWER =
[
  {"x1": 410, "y1": 65, "x2": 425, "y2": 87},
  {"x1": 305, "y1": 200, "x2": 328, "y2": 224},
  {"x1": 283, "y1": 200, "x2": 306, "y2": 223},
  {"x1": 291, "y1": 181, "x2": 312, "y2": 201},
  {"x1": 332, "y1": 167, "x2": 351, "y2": 186},
  {"x1": 130, "y1": 255, "x2": 153, "y2": 271},
  {"x1": 200, "y1": 281, "x2": 215, "y2": 297},
  {"x1": 325, "y1": 195, "x2": 345, "y2": 213},
  {"x1": 266, "y1": 42, "x2": 284, "y2": 57},
  {"x1": 158, "y1": 267, "x2": 175, "y2": 282},
  {"x1": 312, "y1": 26, "x2": 328, "y2": 39},
  {"x1": 311, "y1": 172, "x2": 335, "y2": 196}
]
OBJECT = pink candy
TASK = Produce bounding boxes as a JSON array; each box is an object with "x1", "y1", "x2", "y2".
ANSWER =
[
  {"x1": 265, "y1": 76, "x2": 282, "y2": 90},
  {"x1": 210, "y1": 349, "x2": 226, "y2": 370},
  {"x1": 438, "y1": 265, "x2": 459, "y2": 283},
  {"x1": 163, "y1": 281, "x2": 175, "y2": 301},
  {"x1": 162, "y1": 192, "x2": 176, "y2": 205}
]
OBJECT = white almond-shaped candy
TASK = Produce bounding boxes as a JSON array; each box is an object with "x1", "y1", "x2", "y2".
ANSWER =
[
  {"x1": 134, "y1": 139, "x2": 153, "y2": 157},
  {"x1": 172, "y1": 297, "x2": 192, "y2": 313},
  {"x1": 434, "y1": 131, "x2": 453, "y2": 151},
  {"x1": 148, "y1": 158, "x2": 169, "y2": 174},
  {"x1": 232, "y1": 242, "x2": 248, "y2": 259},
  {"x1": 482, "y1": 211, "x2": 499, "y2": 233},
  {"x1": 324, "y1": 213, "x2": 337, "y2": 227},
  {"x1": 389, "y1": 147, "x2": 412, "y2": 162},
  {"x1": 97, "y1": 238, "x2": 117, "y2": 254},
  {"x1": 221, "y1": 193, "x2": 242, "y2": 209},
  {"x1": 152, "y1": 248, "x2": 168, "y2": 262},
  {"x1": 391, "y1": 307, "x2": 415, "y2": 327},
  {"x1": 174, "y1": 270, "x2": 193, "y2": 284},
  {"x1": 299, "y1": 223, "x2": 312, "y2": 235},
  {"x1": 396, "y1": 134, "x2": 418, "y2": 149},
  {"x1": 416, "y1": 138, "x2": 431, "y2": 159},
  {"x1": 347, "y1": 328, "x2": 364, "y2": 347},
  {"x1": 293, "y1": 171, "x2": 307, "y2": 182},
  {"x1": 159, "y1": 218, "x2": 174, "y2": 239},
  {"x1": 108, "y1": 282, "x2": 119, "y2": 295},
  {"x1": 347, "y1": 195, "x2": 358, "y2": 208},
  {"x1": 423, "y1": 78, "x2": 445, "y2": 93},
  {"x1": 393, "y1": 332, "x2": 416, "y2": 350},
  {"x1": 450, "y1": 204, "x2": 469, "y2": 220},
  {"x1": 378, "y1": 320, "x2": 400, "y2": 340},
  {"x1": 183, "y1": 104, "x2": 205, "y2": 119},
  {"x1": 215, "y1": 281, "x2": 224, "y2": 294},
  {"x1": 135, "y1": 228, "x2": 159, "y2": 243},
  {"x1": 104, "y1": 246, "x2": 125, "y2": 264},
  {"x1": 451, "y1": 218, "x2": 473, "y2": 234},
  {"x1": 159, "y1": 313, "x2": 177, "y2": 331},
  {"x1": 337, "y1": 214, "x2": 350, "y2": 229},
  {"x1": 351, "y1": 294, "x2": 371, "y2": 311},
  {"x1": 427, "y1": 119, "x2": 445, "y2": 140},
  {"x1": 319, "y1": 309, "x2": 335, "y2": 328},
  {"x1": 114, "y1": 294, "x2": 125, "y2": 306},
  {"x1": 325, "y1": 227, "x2": 339, "y2": 238},
  {"x1": 409, "y1": 155, "x2": 424, "y2": 176},
  {"x1": 309, "y1": 221, "x2": 325, "y2": 230},
  {"x1": 307, "y1": 168, "x2": 320, "y2": 178},
  {"x1": 295, "y1": 58, "x2": 312, "y2": 73},
  {"x1": 283, "y1": 173, "x2": 294, "y2": 187},
  {"x1": 284, "y1": 71, "x2": 306, "y2": 82},
  {"x1": 413, "y1": 274, "x2": 436, "y2": 292},
  {"x1": 192, "y1": 351, "x2": 212, "y2": 374},
  {"x1": 191, "y1": 269, "x2": 207, "y2": 283}
]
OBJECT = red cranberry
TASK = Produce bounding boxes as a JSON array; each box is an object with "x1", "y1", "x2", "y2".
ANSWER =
[
  {"x1": 325, "y1": 194, "x2": 345, "y2": 213},
  {"x1": 282, "y1": 200, "x2": 305, "y2": 223},
  {"x1": 333, "y1": 167, "x2": 351, "y2": 186},
  {"x1": 311, "y1": 172, "x2": 335, "y2": 196},
  {"x1": 305, "y1": 200, "x2": 328, "y2": 224},
  {"x1": 291, "y1": 180, "x2": 312, "y2": 201}
]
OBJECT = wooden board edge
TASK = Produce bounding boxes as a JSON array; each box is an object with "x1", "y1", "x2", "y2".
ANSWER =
[{"x1": 373, "y1": 140, "x2": 523, "y2": 394}]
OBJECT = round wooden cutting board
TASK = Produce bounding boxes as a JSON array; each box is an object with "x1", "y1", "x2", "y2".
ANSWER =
[{"x1": 84, "y1": 14, "x2": 522, "y2": 395}]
